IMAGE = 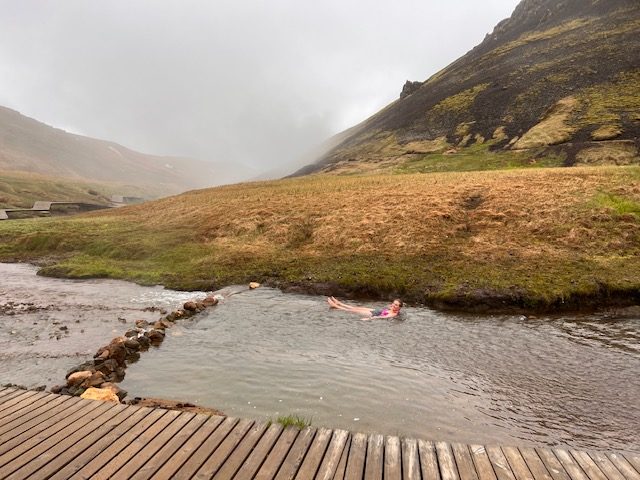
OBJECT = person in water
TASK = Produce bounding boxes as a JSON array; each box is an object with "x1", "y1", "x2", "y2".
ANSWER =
[{"x1": 327, "y1": 296, "x2": 403, "y2": 320}]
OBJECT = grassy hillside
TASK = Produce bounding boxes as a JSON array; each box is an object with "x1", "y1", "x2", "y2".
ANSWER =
[
  {"x1": 298, "y1": 0, "x2": 640, "y2": 175},
  {"x1": 0, "y1": 170, "x2": 161, "y2": 209},
  {"x1": 1, "y1": 166, "x2": 638, "y2": 312}
]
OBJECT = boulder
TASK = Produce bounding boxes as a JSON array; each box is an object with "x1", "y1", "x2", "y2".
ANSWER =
[
  {"x1": 67, "y1": 371, "x2": 93, "y2": 386},
  {"x1": 124, "y1": 338, "x2": 141, "y2": 350},
  {"x1": 100, "y1": 382, "x2": 128, "y2": 401},
  {"x1": 137, "y1": 335, "x2": 151, "y2": 349},
  {"x1": 50, "y1": 385, "x2": 64, "y2": 394},
  {"x1": 135, "y1": 319, "x2": 149, "y2": 328},
  {"x1": 202, "y1": 296, "x2": 218, "y2": 306},
  {"x1": 80, "y1": 387, "x2": 119, "y2": 403},
  {"x1": 66, "y1": 361, "x2": 96, "y2": 379},
  {"x1": 146, "y1": 329, "x2": 165, "y2": 345},
  {"x1": 249, "y1": 282, "x2": 260, "y2": 289},
  {"x1": 81, "y1": 372, "x2": 106, "y2": 388},
  {"x1": 183, "y1": 301, "x2": 198, "y2": 311}
]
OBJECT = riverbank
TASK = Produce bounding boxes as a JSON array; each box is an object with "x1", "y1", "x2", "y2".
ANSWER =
[{"x1": 1, "y1": 166, "x2": 639, "y2": 313}]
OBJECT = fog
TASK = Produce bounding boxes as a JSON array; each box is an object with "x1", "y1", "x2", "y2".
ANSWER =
[{"x1": 0, "y1": 0, "x2": 521, "y2": 179}]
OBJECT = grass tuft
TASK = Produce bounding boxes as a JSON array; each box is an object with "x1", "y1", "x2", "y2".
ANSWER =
[{"x1": 276, "y1": 415, "x2": 312, "y2": 429}]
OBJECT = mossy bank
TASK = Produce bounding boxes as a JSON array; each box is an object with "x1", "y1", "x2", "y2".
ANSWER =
[{"x1": 1, "y1": 166, "x2": 639, "y2": 313}]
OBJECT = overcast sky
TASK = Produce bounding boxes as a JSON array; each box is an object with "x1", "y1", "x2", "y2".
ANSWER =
[{"x1": 0, "y1": 0, "x2": 520, "y2": 178}]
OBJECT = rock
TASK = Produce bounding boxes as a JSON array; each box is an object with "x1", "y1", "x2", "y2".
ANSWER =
[
  {"x1": 202, "y1": 296, "x2": 218, "y2": 306},
  {"x1": 80, "y1": 387, "x2": 119, "y2": 403},
  {"x1": 108, "y1": 343, "x2": 128, "y2": 367},
  {"x1": 137, "y1": 335, "x2": 151, "y2": 349},
  {"x1": 159, "y1": 319, "x2": 175, "y2": 329},
  {"x1": 81, "y1": 372, "x2": 106, "y2": 388},
  {"x1": 66, "y1": 361, "x2": 96, "y2": 379},
  {"x1": 50, "y1": 385, "x2": 63, "y2": 394},
  {"x1": 153, "y1": 321, "x2": 166, "y2": 330},
  {"x1": 249, "y1": 282, "x2": 260, "y2": 289},
  {"x1": 124, "y1": 329, "x2": 139, "y2": 338},
  {"x1": 124, "y1": 339, "x2": 141, "y2": 350},
  {"x1": 126, "y1": 350, "x2": 140, "y2": 363},
  {"x1": 95, "y1": 358, "x2": 119, "y2": 375},
  {"x1": 67, "y1": 371, "x2": 93, "y2": 386},
  {"x1": 400, "y1": 80, "x2": 422, "y2": 98},
  {"x1": 195, "y1": 302, "x2": 206, "y2": 311},
  {"x1": 95, "y1": 348, "x2": 110, "y2": 360},
  {"x1": 183, "y1": 301, "x2": 198, "y2": 311},
  {"x1": 146, "y1": 329, "x2": 165, "y2": 345},
  {"x1": 100, "y1": 382, "x2": 128, "y2": 401},
  {"x1": 135, "y1": 319, "x2": 149, "y2": 328}
]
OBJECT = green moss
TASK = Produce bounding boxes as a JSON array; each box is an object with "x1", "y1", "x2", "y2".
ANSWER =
[
  {"x1": 575, "y1": 70, "x2": 640, "y2": 126},
  {"x1": 431, "y1": 83, "x2": 489, "y2": 115},
  {"x1": 395, "y1": 143, "x2": 565, "y2": 174}
]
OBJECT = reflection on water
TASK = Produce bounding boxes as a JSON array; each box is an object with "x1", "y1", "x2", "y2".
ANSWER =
[{"x1": 1, "y1": 263, "x2": 639, "y2": 451}]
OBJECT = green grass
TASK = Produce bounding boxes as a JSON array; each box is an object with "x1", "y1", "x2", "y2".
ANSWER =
[
  {"x1": 395, "y1": 142, "x2": 566, "y2": 174},
  {"x1": 276, "y1": 415, "x2": 312, "y2": 429},
  {"x1": 592, "y1": 192, "x2": 640, "y2": 216}
]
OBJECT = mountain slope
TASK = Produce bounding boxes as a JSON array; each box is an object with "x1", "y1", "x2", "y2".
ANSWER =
[
  {"x1": 297, "y1": 0, "x2": 640, "y2": 175},
  {"x1": 0, "y1": 106, "x2": 237, "y2": 195}
]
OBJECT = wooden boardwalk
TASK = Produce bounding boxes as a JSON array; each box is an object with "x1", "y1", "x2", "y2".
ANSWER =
[{"x1": 0, "y1": 387, "x2": 638, "y2": 480}]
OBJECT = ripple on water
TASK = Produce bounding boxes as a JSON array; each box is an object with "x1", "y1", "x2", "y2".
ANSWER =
[{"x1": 2, "y1": 264, "x2": 639, "y2": 451}]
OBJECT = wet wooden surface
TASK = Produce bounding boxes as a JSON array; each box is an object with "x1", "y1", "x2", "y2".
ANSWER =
[{"x1": 0, "y1": 387, "x2": 638, "y2": 480}]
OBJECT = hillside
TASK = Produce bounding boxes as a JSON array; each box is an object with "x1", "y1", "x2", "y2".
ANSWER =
[
  {"x1": 1, "y1": 166, "x2": 638, "y2": 312},
  {"x1": 0, "y1": 106, "x2": 236, "y2": 198},
  {"x1": 296, "y1": 0, "x2": 640, "y2": 175}
]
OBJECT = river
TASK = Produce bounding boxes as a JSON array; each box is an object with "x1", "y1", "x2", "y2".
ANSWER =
[{"x1": 1, "y1": 263, "x2": 638, "y2": 452}]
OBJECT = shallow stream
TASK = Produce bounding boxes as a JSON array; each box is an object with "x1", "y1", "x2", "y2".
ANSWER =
[{"x1": 1, "y1": 263, "x2": 638, "y2": 451}]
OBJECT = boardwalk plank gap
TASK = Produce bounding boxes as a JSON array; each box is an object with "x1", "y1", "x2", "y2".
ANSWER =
[{"x1": 0, "y1": 389, "x2": 636, "y2": 480}]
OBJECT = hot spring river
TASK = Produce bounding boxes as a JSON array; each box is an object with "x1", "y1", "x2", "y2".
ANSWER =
[{"x1": 1, "y1": 263, "x2": 638, "y2": 451}]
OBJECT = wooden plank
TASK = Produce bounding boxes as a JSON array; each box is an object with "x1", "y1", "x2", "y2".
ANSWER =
[
  {"x1": 193, "y1": 417, "x2": 255, "y2": 479},
  {"x1": 536, "y1": 448, "x2": 572, "y2": 480},
  {"x1": 89, "y1": 409, "x2": 183, "y2": 480},
  {"x1": 0, "y1": 389, "x2": 25, "y2": 407},
  {"x1": 363, "y1": 433, "x2": 383, "y2": 480},
  {"x1": 622, "y1": 453, "x2": 640, "y2": 475},
  {"x1": 151, "y1": 414, "x2": 225, "y2": 480},
  {"x1": 420, "y1": 440, "x2": 443, "y2": 480},
  {"x1": 0, "y1": 395, "x2": 75, "y2": 438},
  {"x1": 569, "y1": 451, "x2": 609, "y2": 480},
  {"x1": 273, "y1": 427, "x2": 317, "y2": 480},
  {"x1": 172, "y1": 416, "x2": 240, "y2": 480},
  {"x1": 0, "y1": 391, "x2": 54, "y2": 424},
  {"x1": 384, "y1": 436, "x2": 402, "y2": 480},
  {"x1": 519, "y1": 447, "x2": 554, "y2": 480},
  {"x1": 0, "y1": 400, "x2": 112, "y2": 474},
  {"x1": 0, "y1": 390, "x2": 39, "y2": 416},
  {"x1": 228, "y1": 422, "x2": 284, "y2": 480},
  {"x1": 294, "y1": 427, "x2": 333, "y2": 480},
  {"x1": 0, "y1": 398, "x2": 99, "y2": 461},
  {"x1": 344, "y1": 432, "x2": 368, "y2": 480},
  {"x1": 553, "y1": 449, "x2": 589, "y2": 480},
  {"x1": 127, "y1": 413, "x2": 211, "y2": 479},
  {"x1": 315, "y1": 429, "x2": 349, "y2": 480},
  {"x1": 332, "y1": 434, "x2": 351, "y2": 480},
  {"x1": 606, "y1": 453, "x2": 640, "y2": 480},
  {"x1": 437, "y1": 441, "x2": 461, "y2": 480},
  {"x1": 253, "y1": 425, "x2": 300, "y2": 480},
  {"x1": 503, "y1": 446, "x2": 535, "y2": 480},
  {"x1": 28, "y1": 405, "x2": 144, "y2": 480},
  {"x1": 5, "y1": 402, "x2": 125, "y2": 480},
  {"x1": 486, "y1": 446, "x2": 517, "y2": 480},
  {"x1": 67, "y1": 408, "x2": 167, "y2": 480},
  {"x1": 107, "y1": 411, "x2": 196, "y2": 479},
  {"x1": 586, "y1": 452, "x2": 627, "y2": 480},
  {"x1": 213, "y1": 421, "x2": 270, "y2": 480},
  {"x1": 403, "y1": 438, "x2": 421, "y2": 480},
  {"x1": 470, "y1": 445, "x2": 497, "y2": 480},
  {"x1": 452, "y1": 443, "x2": 480, "y2": 480}
]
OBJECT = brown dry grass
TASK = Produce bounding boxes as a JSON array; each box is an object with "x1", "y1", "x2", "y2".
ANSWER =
[{"x1": 1, "y1": 166, "x2": 639, "y2": 310}]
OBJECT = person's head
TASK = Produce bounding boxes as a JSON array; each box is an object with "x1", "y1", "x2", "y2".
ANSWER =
[{"x1": 390, "y1": 299, "x2": 403, "y2": 312}]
